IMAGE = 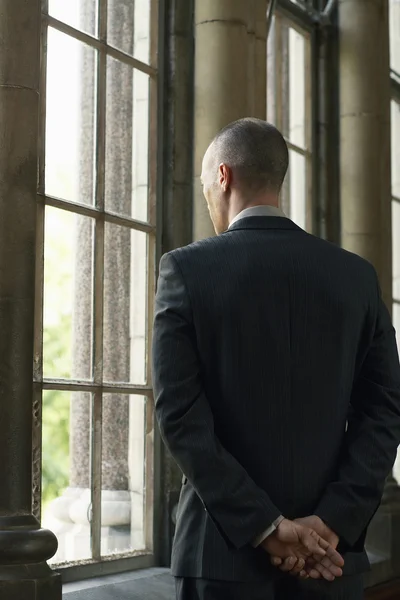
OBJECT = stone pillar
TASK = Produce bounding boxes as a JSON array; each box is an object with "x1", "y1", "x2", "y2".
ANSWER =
[
  {"x1": 255, "y1": 0, "x2": 268, "y2": 120},
  {"x1": 339, "y1": 0, "x2": 400, "y2": 575},
  {"x1": 339, "y1": 0, "x2": 392, "y2": 307},
  {"x1": 69, "y1": 0, "x2": 97, "y2": 494},
  {"x1": 193, "y1": 0, "x2": 250, "y2": 240},
  {"x1": 247, "y1": 1, "x2": 256, "y2": 117},
  {"x1": 248, "y1": 0, "x2": 268, "y2": 120},
  {"x1": 0, "y1": 0, "x2": 60, "y2": 597}
]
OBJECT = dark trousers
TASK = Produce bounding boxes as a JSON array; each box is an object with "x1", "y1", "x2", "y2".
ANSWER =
[{"x1": 175, "y1": 575, "x2": 365, "y2": 600}]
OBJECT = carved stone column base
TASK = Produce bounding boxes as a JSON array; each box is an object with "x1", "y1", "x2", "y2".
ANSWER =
[
  {"x1": 0, "y1": 516, "x2": 60, "y2": 598},
  {"x1": 0, "y1": 565, "x2": 60, "y2": 599},
  {"x1": 43, "y1": 488, "x2": 144, "y2": 562}
]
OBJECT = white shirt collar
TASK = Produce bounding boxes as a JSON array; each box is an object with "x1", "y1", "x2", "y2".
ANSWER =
[{"x1": 229, "y1": 205, "x2": 287, "y2": 229}]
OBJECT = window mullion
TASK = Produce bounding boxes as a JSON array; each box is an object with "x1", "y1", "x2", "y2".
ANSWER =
[{"x1": 90, "y1": 0, "x2": 108, "y2": 562}]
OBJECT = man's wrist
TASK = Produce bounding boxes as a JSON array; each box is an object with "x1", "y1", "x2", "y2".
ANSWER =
[{"x1": 252, "y1": 515, "x2": 285, "y2": 547}]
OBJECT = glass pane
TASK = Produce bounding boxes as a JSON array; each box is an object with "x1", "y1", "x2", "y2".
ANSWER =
[
  {"x1": 46, "y1": 29, "x2": 97, "y2": 205},
  {"x1": 288, "y1": 150, "x2": 307, "y2": 230},
  {"x1": 101, "y1": 395, "x2": 149, "y2": 555},
  {"x1": 288, "y1": 28, "x2": 306, "y2": 148},
  {"x1": 393, "y1": 202, "x2": 400, "y2": 301},
  {"x1": 394, "y1": 445, "x2": 400, "y2": 484},
  {"x1": 43, "y1": 207, "x2": 94, "y2": 380},
  {"x1": 392, "y1": 100, "x2": 400, "y2": 199},
  {"x1": 266, "y1": 18, "x2": 309, "y2": 150},
  {"x1": 48, "y1": 0, "x2": 98, "y2": 37},
  {"x1": 105, "y1": 58, "x2": 150, "y2": 221},
  {"x1": 267, "y1": 17, "x2": 290, "y2": 131},
  {"x1": 394, "y1": 303, "x2": 400, "y2": 356},
  {"x1": 42, "y1": 391, "x2": 92, "y2": 563},
  {"x1": 390, "y1": 0, "x2": 400, "y2": 74},
  {"x1": 103, "y1": 224, "x2": 148, "y2": 384},
  {"x1": 108, "y1": 0, "x2": 151, "y2": 63}
]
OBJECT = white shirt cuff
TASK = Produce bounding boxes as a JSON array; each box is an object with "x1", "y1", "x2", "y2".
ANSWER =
[{"x1": 252, "y1": 515, "x2": 285, "y2": 547}]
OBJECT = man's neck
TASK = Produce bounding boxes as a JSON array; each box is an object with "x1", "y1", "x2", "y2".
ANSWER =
[
  {"x1": 228, "y1": 199, "x2": 280, "y2": 225},
  {"x1": 228, "y1": 205, "x2": 286, "y2": 228}
]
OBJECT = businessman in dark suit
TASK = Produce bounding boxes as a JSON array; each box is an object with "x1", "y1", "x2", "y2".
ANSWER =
[{"x1": 152, "y1": 118, "x2": 400, "y2": 599}]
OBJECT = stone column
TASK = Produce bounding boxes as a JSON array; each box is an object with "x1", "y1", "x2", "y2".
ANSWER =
[
  {"x1": 339, "y1": 0, "x2": 400, "y2": 575},
  {"x1": 255, "y1": 0, "x2": 268, "y2": 120},
  {"x1": 247, "y1": 0, "x2": 256, "y2": 117},
  {"x1": 339, "y1": 0, "x2": 392, "y2": 306},
  {"x1": 193, "y1": 0, "x2": 250, "y2": 240},
  {"x1": 0, "y1": 0, "x2": 60, "y2": 597},
  {"x1": 247, "y1": 0, "x2": 268, "y2": 120}
]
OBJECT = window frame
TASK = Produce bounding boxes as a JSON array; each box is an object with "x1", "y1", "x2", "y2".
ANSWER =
[
  {"x1": 270, "y1": 12, "x2": 313, "y2": 231},
  {"x1": 33, "y1": 0, "x2": 164, "y2": 583},
  {"x1": 269, "y1": 1, "x2": 321, "y2": 234},
  {"x1": 273, "y1": 1, "x2": 341, "y2": 242}
]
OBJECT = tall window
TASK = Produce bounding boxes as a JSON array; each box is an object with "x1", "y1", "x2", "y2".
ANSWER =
[
  {"x1": 267, "y1": 13, "x2": 312, "y2": 231},
  {"x1": 34, "y1": 0, "x2": 159, "y2": 571}
]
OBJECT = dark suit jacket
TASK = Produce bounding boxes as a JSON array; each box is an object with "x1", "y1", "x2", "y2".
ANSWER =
[{"x1": 152, "y1": 216, "x2": 400, "y2": 582}]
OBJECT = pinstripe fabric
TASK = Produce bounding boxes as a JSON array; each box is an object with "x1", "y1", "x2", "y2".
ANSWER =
[{"x1": 152, "y1": 217, "x2": 400, "y2": 583}]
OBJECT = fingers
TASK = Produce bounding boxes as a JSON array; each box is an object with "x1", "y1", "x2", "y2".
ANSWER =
[
  {"x1": 308, "y1": 560, "x2": 336, "y2": 582},
  {"x1": 279, "y1": 557, "x2": 305, "y2": 575},
  {"x1": 271, "y1": 555, "x2": 306, "y2": 577},
  {"x1": 290, "y1": 558, "x2": 305, "y2": 576},
  {"x1": 309, "y1": 542, "x2": 344, "y2": 581},
  {"x1": 279, "y1": 557, "x2": 298, "y2": 573},
  {"x1": 300, "y1": 528, "x2": 326, "y2": 557},
  {"x1": 299, "y1": 570, "x2": 310, "y2": 580},
  {"x1": 302, "y1": 528, "x2": 344, "y2": 572},
  {"x1": 324, "y1": 542, "x2": 345, "y2": 568},
  {"x1": 306, "y1": 556, "x2": 343, "y2": 582},
  {"x1": 307, "y1": 567, "x2": 322, "y2": 580},
  {"x1": 315, "y1": 554, "x2": 343, "y2": 577}
]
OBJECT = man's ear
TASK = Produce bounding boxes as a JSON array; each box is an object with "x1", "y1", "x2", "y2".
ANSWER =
[{"x1": 219, "y1": 163, "x2": 231, "y2": 192}]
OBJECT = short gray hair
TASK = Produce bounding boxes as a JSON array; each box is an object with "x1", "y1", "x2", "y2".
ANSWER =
[{"x1": 211, "y1": 118, "x2": 289, "y2": 193}]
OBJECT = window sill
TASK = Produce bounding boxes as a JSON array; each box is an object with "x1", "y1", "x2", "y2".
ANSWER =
[{"x1": 63, "y1": 567, "x2": 174, "y2": 599}]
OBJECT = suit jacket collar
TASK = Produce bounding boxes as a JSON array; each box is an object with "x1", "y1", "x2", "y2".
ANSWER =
[{"x1": 224, "y1": 216, "x2": 303, "y2": 233}]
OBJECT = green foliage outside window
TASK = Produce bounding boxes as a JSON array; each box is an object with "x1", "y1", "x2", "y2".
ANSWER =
[{"x1": 41, "y1": 209, "x2": 74, "y2": 512}]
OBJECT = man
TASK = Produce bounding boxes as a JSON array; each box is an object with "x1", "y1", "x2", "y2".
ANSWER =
[{"x1": 152, "y1": 118, "x2": 400, "y2": 600}]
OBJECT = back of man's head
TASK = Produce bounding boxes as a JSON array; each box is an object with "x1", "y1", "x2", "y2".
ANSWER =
[{"x1": 210, "y1": 118, "x2": 289, "y2": 194}]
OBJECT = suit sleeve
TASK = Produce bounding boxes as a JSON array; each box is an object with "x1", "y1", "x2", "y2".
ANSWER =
[
  {"x1": 152, "y1": 253, "x2": 282, "y2": 550},
  {"x1": 315, "y1": 285, "x2": 400, "y2": 548}
]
